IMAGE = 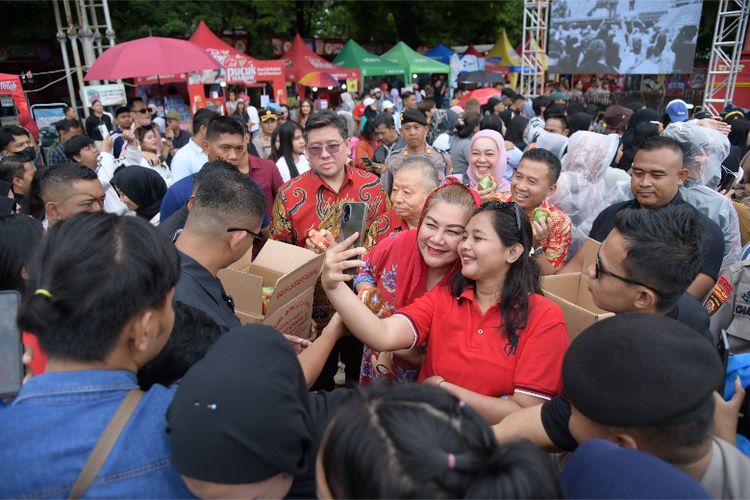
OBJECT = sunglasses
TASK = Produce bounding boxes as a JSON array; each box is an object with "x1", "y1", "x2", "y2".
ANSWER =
[
  {"x1": 307, "y1": 142, "x2": 344, "y2": 157},
  {"x1": 479, "y1": 200, "x2": 523, "y2": 234},
  {"x1": 133, "y1": 108, "x2": 150, "y2": 114},
  {"x1": 594, "y1": 251, "x2": 665, "y2": 296},
  {"x1": 227, "y1": 226, "x2": 261, "y2": 240}
]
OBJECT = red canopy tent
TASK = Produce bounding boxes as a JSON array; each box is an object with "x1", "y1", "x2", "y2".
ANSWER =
[
  {"x1": 283, "y1": 34, "x2": 359, "y2": 92},
  {"x1": 190, "y1": 21, "x2": 286, "y2": 103},
  {"x1": 0, "y1": 73, "x2": 31, "y2": 125},
  {"x1": 463, "y1": 44, "x2": 485, "y2": 58}
]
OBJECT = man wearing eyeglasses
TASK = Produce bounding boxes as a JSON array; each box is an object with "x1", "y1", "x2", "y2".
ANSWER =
[
  {"x1": 175, "y1": 167, "x2": 266, "y2": 333},
  {"x1": 272, "y1": 109, "x2": 389, "y2": 390}
]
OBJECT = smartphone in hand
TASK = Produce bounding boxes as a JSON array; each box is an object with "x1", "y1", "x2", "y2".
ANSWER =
[
  {"x1": 338, "y1": 202, "x2": 368, "y2": 276},
  {"x1": 0, "y1": 291, "x2": 23, "y2": 398}
]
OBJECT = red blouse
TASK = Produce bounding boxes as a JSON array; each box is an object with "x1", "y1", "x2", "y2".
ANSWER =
[{"x1": 396, "y1": 286, "x2": 568, "y2": 398}]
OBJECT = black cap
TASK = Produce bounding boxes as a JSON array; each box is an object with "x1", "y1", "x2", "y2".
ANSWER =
[
  {"x1": 563, "y1": 313, "x2": 722, "y2": 427},
  {"x1": 167, "y1": 325, "x2": 315, "y2": 484},
  {"x1": 114, "y1": 106, "x2": 130, "y2": 117},
  {"x1": 64, "y1": 134, "x2": 96, "y2": 159},
  {"x1": 401, "y1": 108, "x2": 428, "y2": 126}
]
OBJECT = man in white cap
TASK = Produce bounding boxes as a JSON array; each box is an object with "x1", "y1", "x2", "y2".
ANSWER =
[{"x1": 371, "y1": 87, "x2": 385, "y2": 112}]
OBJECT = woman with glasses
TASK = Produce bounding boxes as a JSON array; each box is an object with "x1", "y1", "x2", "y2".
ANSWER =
[
  {"x1": 275, "y1": 121, "x2": 309, "y2": 182},
  {"x1": 134, "y1": 124, "x2": 174, "y2": 187},
  {"x1": 321, "y1": 201, "x2": 568, "y2": 424}
]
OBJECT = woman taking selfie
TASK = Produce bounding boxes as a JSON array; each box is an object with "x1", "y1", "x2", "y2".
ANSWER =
[
  {"x1": 322, "y1": 201, "x2": 568, "y2": 424},
  {"x1": 356, "y1": 179, "x2": 481, "y2": 384}
]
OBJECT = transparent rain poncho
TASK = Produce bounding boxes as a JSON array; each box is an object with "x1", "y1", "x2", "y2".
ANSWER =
[
  {"x1": 663, "y1": 121, "x2": 741, "y2": 271},
  {"x1": 548, "y1": 131, "x2": 631, "y2": 257}
]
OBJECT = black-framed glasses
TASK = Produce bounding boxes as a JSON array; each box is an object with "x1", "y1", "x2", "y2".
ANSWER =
[
  {"x1": 227, "y1": 227, "x2": 261, "y2": 240},
  {"x1": 480, "y1": 200, "x2": 522, "y2": 233},
  {"x1": 307, "y1": 142, "x2": 344, "y2": 157},
  {"x1": 594, "y1": 251, "x2": 666, "y2": 296},
  {"x1": 134, "y1": 108, "x2": 150, "y2": 114}
]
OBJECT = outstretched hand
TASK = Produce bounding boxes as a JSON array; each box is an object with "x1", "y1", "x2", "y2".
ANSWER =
[{"x1": 321, "y1": 232, "x2": 366, "y2": 291}]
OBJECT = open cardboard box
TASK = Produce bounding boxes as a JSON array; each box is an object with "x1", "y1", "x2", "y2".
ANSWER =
[
  {"x1": 541, "y1": 238, "x2": 614, "y2": 340},
  {"x1": 218, "y1": 239, "x2": 324, "y2": 339}
]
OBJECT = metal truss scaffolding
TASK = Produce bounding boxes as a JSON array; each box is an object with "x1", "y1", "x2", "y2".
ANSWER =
[
  {"x1": 703, "y1": 0, "x2": 750, "y2": 116},
  {"x1": 520, "y1": 0, "x2": 549, "y2": 98}
]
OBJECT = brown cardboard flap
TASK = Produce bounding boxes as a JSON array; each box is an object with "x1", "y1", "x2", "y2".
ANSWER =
[
  {"x1": 541, "y1": 272, "x2": 614, "y2": 341},
  {"x1": 236, "y1": 287, "x2": 316, "y2": 339},
  {"x1": 217, "y1": 269, "x2": 264, "y2": 316},
  {"x1": 580, "y1": 237, "x2": 600, "y2": 271},
  {"x1": 254, "y1": 239, "x2": 323, "y2": 271},
  {"x1": 540, "y1": 274, "x2": 580, "y2": 302}
]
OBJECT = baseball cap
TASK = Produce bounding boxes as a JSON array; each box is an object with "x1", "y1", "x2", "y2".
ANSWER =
[
  {"x1": 603, "y1": 104, "x2": 633, "y2": 130},
  {"x1": 363, "y1": 97, "x2": 376, "y2": 107},
  {"x1": 550, "y1": 91, "x2": 570, "y2": 101},
  {"x1": 665, "y1": 99, "x2": 694, "y2": 123},
  {"x1": 382, "y1": 100, "x2": 394, "y2": 110},
  {"x1": 166, "y1": 111, "x2": 181, "y2": 121}
]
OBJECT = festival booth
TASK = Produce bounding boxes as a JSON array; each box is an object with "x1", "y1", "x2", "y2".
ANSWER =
[
  {"x1": 486, "y1": 29, "x2": 522, "y2": 88},
  {"x1": 381, "y1": 42, "x2": 450, "y2": 85},
  {"x1": 133, "y1": 22, "x2": 286, "y2": 117},
  {"x1": 334, "y1": 40, "x2": 405, "y2": 92},
  {"x1": 0, "y1": 73, "x2": 30, "y2": 127},
  {"x1": 283, "y1": 34, "x2": 360, "y2": 100},
  {"x1": 424, "y1": 43, "x2": 455, "y2": 65},
  {"x1": 463, "y1": 44, "x2": 485, "y2": 58}
]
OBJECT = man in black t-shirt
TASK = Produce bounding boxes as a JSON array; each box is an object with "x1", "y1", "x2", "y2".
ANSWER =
[{"x1": 561, "y1": 135, "x2": 724, "y2": 300}]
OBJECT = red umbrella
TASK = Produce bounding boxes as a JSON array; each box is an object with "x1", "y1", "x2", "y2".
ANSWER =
[
  {"x1": 297, "y1": 71, "x2": 340, "y2": 88},
  {"x1": 85, "y1": 36, "x2": 220, "y2": 81},
  {"x1": 458, "y1": 88, "x2": 502, "y2": 106}
]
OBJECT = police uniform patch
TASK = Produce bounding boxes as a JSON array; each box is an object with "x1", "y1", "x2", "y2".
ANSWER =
[{"x1": 704, "y1": 276, "x2": 734, "y2": 316}]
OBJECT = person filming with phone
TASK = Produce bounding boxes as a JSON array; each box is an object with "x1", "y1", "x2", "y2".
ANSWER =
[{"x1": 271, "y1": 110, "x2": 389, "y2": 390}]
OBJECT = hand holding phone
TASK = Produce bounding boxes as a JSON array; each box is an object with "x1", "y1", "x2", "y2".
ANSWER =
[{"x1": 338, "y1": 202, "x2": 368, "y2": 276}]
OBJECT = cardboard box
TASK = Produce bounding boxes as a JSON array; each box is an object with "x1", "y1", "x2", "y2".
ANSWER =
[
  {"x1": 541, "y1": 238, "x2": 614, "y2": 340},
  {"x1": 218, "y1": 239, "x2": 324, "y2": 339}
]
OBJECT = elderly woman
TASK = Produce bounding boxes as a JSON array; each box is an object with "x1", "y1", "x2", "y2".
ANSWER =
[
  {"x1": 366, "y1": 156, "x2": 440, "y2": 249},
  {"x1": 664, "y1": 121, "x2": 741, "y2": 271},
  {"x1": 548, "y1": 131, "x2": 629, "y2": 256}
]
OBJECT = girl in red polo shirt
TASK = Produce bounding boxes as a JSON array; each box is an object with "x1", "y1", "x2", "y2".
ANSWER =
[{"x1": 322, "y1": 201, "x2": 569, "y2": 424}]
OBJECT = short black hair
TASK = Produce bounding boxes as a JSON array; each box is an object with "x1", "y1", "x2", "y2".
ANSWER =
[
  {"x1": 372, "y1": 113, "x2": 395, "y2": 130},
  {"x1": 138, "y1": 301, "x2": 222, "y2": 390},
  {"x1": 206, "y1": 116, "x2": 245, "y2": 141},
  {"x1": 190, "y1": 167, "x2": 266, "y2": 230},
  {"x1": 54, "y1": 118, "x2": 82, "y2": 133},
  {"x1": 532, "y1": 96, "x2": 553, "y2": 116},
  {"x1": 0, "y1": 125, "x2": 31, "y2": 152},
  {"x1": 543, "y1": 103, "x2": 567, "y2": 121},
  {"x1": 39, "y1": 163, "x2": 99, "y2": 202},
  {"x1": 479, "y1": 114, "x2": 504, "y2": 134},
  {"x1": 18, "y1": 212, "x2": 180, "y2": 362},
  {"x1": 0, "y1": 155, "x2": 31, "y2": 184},
  {"x1": 304, "y1": 110, "x2": 348, "y2": 142},
  {"x1": 401, "y1": 91, "x2": 415, "y2": 100},
  {"x1": 613, "y1": 205, "x2": 704, "y2": 311},
  {"x1": 545, "y1": 114, "x2": 569, "y2": 131},
  {"x1": 637, "y1": 134, "x2": 684, "y2": 160},
  {"x1": 193, "y1": 160, "x2": 236, "y2": 185},
  {"x1": 511, "y1": 93, "x2": 526, "y2": 103},
  {"x1": 417, "y1": 99, "x2": 435, "y2": 113},
  {"x1": 228, "y1": 114, "x2": 249, "y2": 135},
  {"x1": 521, "y1": 148, "x2": 562, "y2": 183},
  {"x1": 0, "y1": 214, "x2": 44, "y2": 293},
  {"x1": 192, "y1": 108, "x2": 218, "y2": 136},
  {"x1": 63, "y1": 135, "x2": 96, "y2": 160}
]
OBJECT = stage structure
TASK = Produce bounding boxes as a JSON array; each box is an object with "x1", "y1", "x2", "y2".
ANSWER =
[
  {"x1": 520, "y1": 0, "x2": 550, "y2": 97},
  {"x1": 703, "y1": 0, "x2": 750, "y2": 115}
]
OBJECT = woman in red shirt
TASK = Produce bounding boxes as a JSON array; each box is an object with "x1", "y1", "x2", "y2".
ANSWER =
[{"x1": 322, "y1": 200, "x2": 569, "y2": 424}]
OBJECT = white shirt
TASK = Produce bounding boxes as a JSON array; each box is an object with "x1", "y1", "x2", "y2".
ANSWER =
[
  {"x1": 97, "y1": 148, "x2": 136, "y2": 215},
  {"x1": 248, "y1": 106, "x2": 260, "y2": 133},
  {"x1": 139, "y1": 157, "x2": 174, "y2": 188},
  {"x1": 170, "y1": 138, "x2": 208, "y2": 183},
  {"x1": 276, "y1": 155, "x2": 310, "y2": 182}
]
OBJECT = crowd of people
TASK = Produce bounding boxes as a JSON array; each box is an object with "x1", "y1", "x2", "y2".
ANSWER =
[{"x1": 1, "y1": 76, "x2": 750, "y2": 499}]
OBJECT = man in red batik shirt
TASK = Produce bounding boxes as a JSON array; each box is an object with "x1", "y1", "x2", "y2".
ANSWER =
[{"x1": 272, "y1": 110, "x2": 389, "y2": 390}]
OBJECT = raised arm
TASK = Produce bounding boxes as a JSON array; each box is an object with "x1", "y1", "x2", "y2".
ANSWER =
[{"x1": 321, "y1": 232, "x2": 414, "y2": 352}]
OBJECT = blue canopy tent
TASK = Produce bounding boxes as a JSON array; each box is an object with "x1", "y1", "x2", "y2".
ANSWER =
[{"x1": 424, "y1": 43, "x2": 454, "y2": 65}]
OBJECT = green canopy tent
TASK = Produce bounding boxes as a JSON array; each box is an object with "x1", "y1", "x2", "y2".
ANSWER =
[
  {"x1": 334, "y1": 40, "x2": 405, "y2": 92},
  {"x1": 381, "y1": 41, "x2": 450, "y2": 85}
]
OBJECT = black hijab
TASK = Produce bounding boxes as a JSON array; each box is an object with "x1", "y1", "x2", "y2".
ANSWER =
[
  {"x1": 112, "y1": 166, "x2": 166, "y2": 221},
  {"x1": 0, "y1": 180, "x2": 16, "y2": 215},
  {"x1": 506, "y1": 115, "x2": 529, "y2": 151},
  {"x1": 167, "y1": 325, "x2": 316, "y2": 494}
]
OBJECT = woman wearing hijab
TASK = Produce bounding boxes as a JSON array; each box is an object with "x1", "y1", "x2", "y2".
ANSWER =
[
  {"x1": 506, "y1": 115, "x2": 529, "y2": 151},
  {"x1": 467, "y1": 129, "x2": 511, "y2": 198},
  {"x1": 356, "y1": 179, "x2": 481, "y2": 384},
  {"x1": 112, "y1": 166, "x2": 167, "y2": 225}
]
